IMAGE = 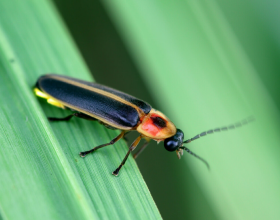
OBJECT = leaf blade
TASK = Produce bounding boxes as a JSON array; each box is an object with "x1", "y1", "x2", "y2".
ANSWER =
[{"x1": 0, "y1": 0, "x2": 161, "y2": 219}]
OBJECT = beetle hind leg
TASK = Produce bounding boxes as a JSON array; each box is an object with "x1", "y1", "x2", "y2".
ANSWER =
[
  {"x1": 48, "y1": 112, "x2": 95, "y2": 121},
  {"x1": 79, "y1": 131, "x2": 126, "y2": 157},
  {"x1": 48, "y1": 114, "x2": 75, "y2": 121}
]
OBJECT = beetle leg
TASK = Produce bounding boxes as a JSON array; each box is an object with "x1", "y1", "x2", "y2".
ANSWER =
[
  {"x1": 79, "y1": 131, "x2": 126, "y2": 157},
  {"x1": 48, "y1": 114, "x2": 75, "y2": 121},
  {"x1": 122, "y1": 131, "x2": 131, "y2": 142},
  {"x1": 112, "y1": 135, "x2": 142, "y2": 176},
  {"x1": 48, "y1": 112, "x2": 95, "y2": 121},
  {"x1": 133, "y1": 140, "x2": 150, "y2": 159}
]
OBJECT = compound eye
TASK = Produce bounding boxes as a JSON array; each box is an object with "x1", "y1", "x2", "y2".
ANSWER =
[{"x1": 164, "y1": 138, "x2": 179, "y2": 151}]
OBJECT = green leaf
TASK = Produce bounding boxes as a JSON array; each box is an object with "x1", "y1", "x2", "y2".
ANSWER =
[
  {"x1": 0, "y1": 1, "x2": 161, "y2": 219},
  {"x1": 101, "y1": 1, "x2": 280, "y2": 220}
]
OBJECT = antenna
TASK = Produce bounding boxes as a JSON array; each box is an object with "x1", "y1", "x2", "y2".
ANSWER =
[
  {"x1": 180, "y1": 116, "x2": 255, "y2": 169},
  {"x1": 183, "y1": 116, "x2": 255, "y2": 144}
]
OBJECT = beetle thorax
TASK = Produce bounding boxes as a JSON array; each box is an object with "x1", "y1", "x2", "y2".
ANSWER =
[{"x1": 136, "y1": 109, "x2": 176, "y2": 140}]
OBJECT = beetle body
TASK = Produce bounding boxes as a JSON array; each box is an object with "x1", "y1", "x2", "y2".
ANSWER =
[
  {"x1": 35, "y1": 74, "x2": 253, "y2": 175},
  {"x1": 35, "y1": 74, "x2": 181, "y2": 175},
  {"x1": 35, "y1": 74, "x2": 176, "y2": 140}
]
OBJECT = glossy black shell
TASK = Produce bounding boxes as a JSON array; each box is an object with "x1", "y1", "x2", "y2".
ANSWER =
[{"x1": 36, "y1": 74, "x2": 152, "y2": 129}]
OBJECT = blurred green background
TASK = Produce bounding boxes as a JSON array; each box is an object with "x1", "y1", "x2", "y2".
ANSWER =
[
  {"x1": 1, "y1": 0, "x2": 280, "y2": 219},
  {"x1": 51, "y1": 0, "x2": 280, "y2": 220}
]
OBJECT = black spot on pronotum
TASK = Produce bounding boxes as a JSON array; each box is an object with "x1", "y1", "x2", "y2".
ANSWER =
[{"x1": 151, "y1": 116, "x2": 166, "y2": 128}]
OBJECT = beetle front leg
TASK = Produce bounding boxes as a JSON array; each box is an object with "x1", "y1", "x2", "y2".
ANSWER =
[
  {"x1": 79, "y1": 131, "x2": 126, "y2": 157},
  {"x1": 112, "y1": 135, "x2": 142, "y2": 176}
]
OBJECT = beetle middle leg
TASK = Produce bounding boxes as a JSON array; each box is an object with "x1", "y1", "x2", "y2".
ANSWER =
[
  {"x1": 112, "y1": 135, "x2": 142, "y2": 176},
  {"x1": 79, "y1": 131, "x2": 126, "y2": 157},
  {"x1": 48, "y1": 112, "x2": 95, "y2": 121},
  {"x1": 133, "y1": 138, "x2": 151, "y2": 159}
]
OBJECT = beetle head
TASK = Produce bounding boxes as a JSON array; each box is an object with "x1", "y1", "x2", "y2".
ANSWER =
[
  {"x1": 164, "y1": 129, "x2": 184, "y2": 152},
  {"x1": 164, "y1": 128, "x2": 209, "y2": 169}
]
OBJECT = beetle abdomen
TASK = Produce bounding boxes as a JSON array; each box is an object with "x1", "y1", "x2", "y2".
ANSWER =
[{"x1": 36, "y1": 74, "x2": 150, "y2": 130}]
